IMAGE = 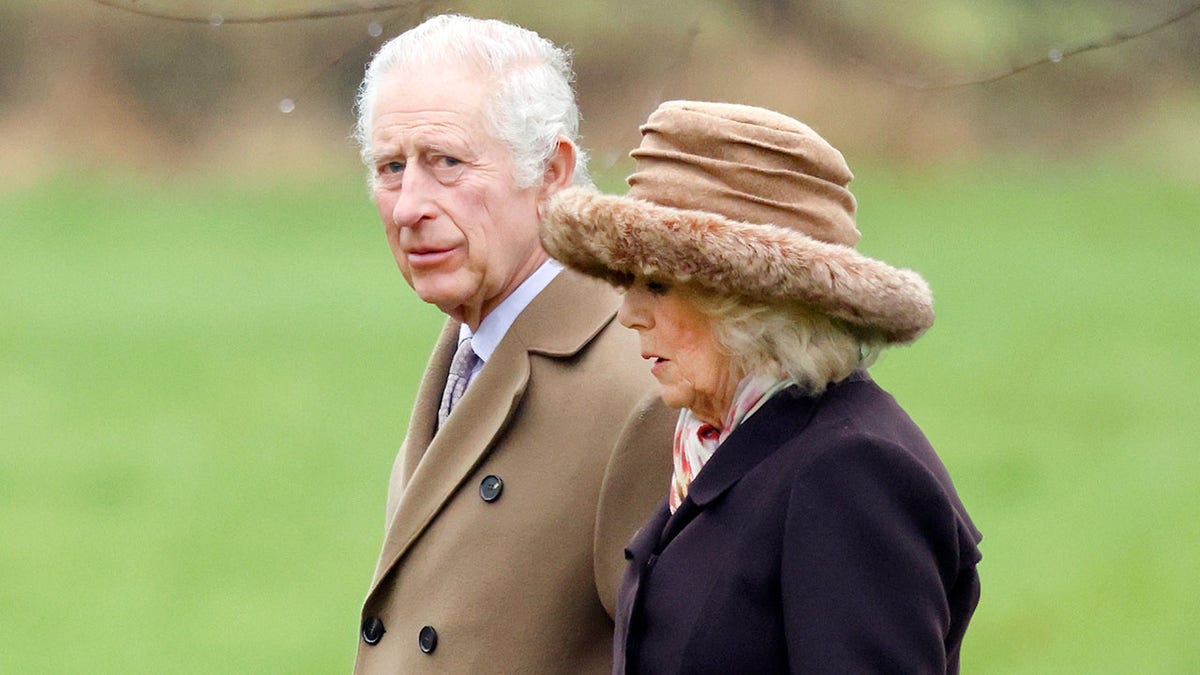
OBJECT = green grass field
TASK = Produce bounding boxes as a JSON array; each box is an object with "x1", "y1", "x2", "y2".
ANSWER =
[{"x1": 2, "y1": 163, "x2": 1197, "y2": 673}]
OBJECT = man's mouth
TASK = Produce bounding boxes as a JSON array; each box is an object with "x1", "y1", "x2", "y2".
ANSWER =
[{"x1": 406, "y1": 247, "x2": 456, "y2": 268}]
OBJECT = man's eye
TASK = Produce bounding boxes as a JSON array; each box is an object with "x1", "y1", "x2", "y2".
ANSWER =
[{"x1": 430, "y1": 155, "x2": 466, "y2": 183}]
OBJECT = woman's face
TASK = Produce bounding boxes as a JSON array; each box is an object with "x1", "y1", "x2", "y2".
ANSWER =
[{"x1": 618, "y1": 280, "x2": 740, "y2": 427}]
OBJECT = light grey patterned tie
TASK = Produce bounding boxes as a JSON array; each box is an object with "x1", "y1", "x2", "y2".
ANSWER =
[{"x1": 438, "y1": 336, "x2": 477, "y2": 429}]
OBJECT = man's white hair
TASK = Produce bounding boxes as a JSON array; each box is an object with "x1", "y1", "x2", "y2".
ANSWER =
[{"x1": 353, "y1": 14, "x2": 591, "y2": 189}]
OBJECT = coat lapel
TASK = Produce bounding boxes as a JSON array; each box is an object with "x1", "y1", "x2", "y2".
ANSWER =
[
  {"x1": 394, "y1": 321, "x2": 456, "y2": 497},
  {"x1": 663, "y1": 386, "x2": 822, "y2": 545},
  {"x1": 368, "y1": 330, "x2": 531, "y2": 593},
  {"x1": 368, "y1": 270, "x2": 622, "y2": 596}
]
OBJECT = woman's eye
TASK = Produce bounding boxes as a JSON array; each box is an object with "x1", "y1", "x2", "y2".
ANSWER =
[
  {"x1": 382, "y1": 161, "x2": 405, "y2": 175},
  {"x1": 646, "y1": 280, "x2": 671, "y2": 295}
]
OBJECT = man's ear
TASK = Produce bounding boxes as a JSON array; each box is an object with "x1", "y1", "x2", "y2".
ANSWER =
[{"x1": 538, "y1": 138, "x2": 577, "y2": 200}]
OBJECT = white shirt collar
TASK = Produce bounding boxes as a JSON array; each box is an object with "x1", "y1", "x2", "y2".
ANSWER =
[{"x1": 458, "y1": 259, "x2": 563, "y2": 368}]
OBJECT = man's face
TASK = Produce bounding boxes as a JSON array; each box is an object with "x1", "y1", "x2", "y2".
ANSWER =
[{"x1": 368, "y1": 63, "x2": 549, "y2": 328}]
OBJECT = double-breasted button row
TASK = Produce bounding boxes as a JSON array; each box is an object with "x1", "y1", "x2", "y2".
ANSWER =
[
  {"x1": 361, "y1": 617, "x2": 439, "y2": 655},
  {"x1": 418, "y1": 625, "x2": 438, "y2": 653},
  {"x1": 361, "y1": 616, "x2": 385, "y2": 645},
  {"x1": 479, "y1": 474, "x2": 504, "y2": 502}
]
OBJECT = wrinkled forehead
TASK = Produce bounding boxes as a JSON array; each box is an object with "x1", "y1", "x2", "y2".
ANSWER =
[
  {"x1": 369, "y1": 66, "x2": 494, "y2": 138},
  {"x1": 372, "y1": 60, "x2": 501, "y2": 131}
]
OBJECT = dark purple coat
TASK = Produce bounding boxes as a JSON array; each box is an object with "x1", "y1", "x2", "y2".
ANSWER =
[{"x1": 614, "y1": 372, "x2": 982, "y2": 674}]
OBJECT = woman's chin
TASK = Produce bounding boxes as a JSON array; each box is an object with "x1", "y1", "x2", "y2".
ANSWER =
[{"x1": 656, "y1": 387, "x2": 690, "y2": 412}]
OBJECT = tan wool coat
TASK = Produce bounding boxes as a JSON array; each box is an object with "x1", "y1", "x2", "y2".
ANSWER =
[{"x1": 354, "y1": 269, "x2": 675, "y2": 674}]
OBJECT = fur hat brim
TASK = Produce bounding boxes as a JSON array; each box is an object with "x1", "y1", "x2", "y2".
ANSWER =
[{"x1": 541, "y1": 186, "x2": 934, "y2": 344}]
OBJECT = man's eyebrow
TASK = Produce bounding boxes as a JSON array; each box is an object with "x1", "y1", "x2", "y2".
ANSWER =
[{"x1": 367, "y1": 143, "x2": 407, "y2": 164}]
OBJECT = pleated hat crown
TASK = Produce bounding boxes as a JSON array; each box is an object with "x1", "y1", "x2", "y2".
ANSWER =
[{"x1": 628, "y1": 100, "x2": 861, "y2": 248}]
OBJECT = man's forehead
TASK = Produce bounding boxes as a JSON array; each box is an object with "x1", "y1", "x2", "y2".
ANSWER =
[
  {"x1": 372, "y1": 66, "x2": 489, "y2": 123},
  {"x1": 371, "y1": 117, "x2": 478, "y2": 156},
  {"x1": 379, "y1": 60, "x2": 494, "y2": 107}
]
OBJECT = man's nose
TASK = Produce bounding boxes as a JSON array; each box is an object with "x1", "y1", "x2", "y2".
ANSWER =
[{"x1": 390, "y1": 166, "x2": 437, "y2": 228}]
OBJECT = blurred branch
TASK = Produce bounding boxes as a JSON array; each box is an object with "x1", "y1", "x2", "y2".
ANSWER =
[
  {"x1": 92, "y1": 0, "x2": 1200, "y2": 91},
  {"x1": 885, "y1": 1, "x2": 1200, "y2": 89},
  {"x1": 90, "y1": 0, "x2": 428, "y2": 24}
]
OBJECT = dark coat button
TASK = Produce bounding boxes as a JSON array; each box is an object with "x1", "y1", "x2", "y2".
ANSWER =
[
  {"x1": 361, "y1": 616, "x2": 385, "y2": 645},
  {"x1": 623, "y1": 548, "x2": 634, "y2": 561},
  {"x1": 479, "y1": 474, "x2": 504, "y2": 502},
  {"x1": 418, "y1": 625, "x2": 438, "y2": 654}
]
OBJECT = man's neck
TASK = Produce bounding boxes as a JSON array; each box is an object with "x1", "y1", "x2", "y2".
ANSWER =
[{"x1": 460, "y1": 259, "x2": 564, "y2": 364}]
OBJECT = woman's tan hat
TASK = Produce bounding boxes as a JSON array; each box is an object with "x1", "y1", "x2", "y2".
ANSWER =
[{"x1": 541, "y1": 100, "x2": 934, "y2": 344}]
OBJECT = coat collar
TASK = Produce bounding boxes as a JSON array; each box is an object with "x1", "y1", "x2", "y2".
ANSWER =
[
  {"x1": 683, "y1": 385, "x2": 818, "y2": 507},
  {"x1": 651, "y1": 373, "x2": 873, "y2": 545},
  {"x1": 503, "y1": 267, "x2": 620, "y2": 357},
  {"x1": 620, "y1": 386, "x2": 821, "y2": 571},
  {"x1": 367, "y1": 269, "x2": 621, "y2": 597}
]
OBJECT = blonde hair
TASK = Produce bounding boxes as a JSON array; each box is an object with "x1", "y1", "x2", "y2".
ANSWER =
[{"x1": 687, "y1": 290, "x2": 881, "y2": 395}]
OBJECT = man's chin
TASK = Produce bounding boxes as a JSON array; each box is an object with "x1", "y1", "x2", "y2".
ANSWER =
[
  {"x1": 409, "y1": 279, "x2": 482, "y2": 325},
  {"x1": 410, "y1": 280, "x2": 463, "y2": 308},
  {"x1": 424, "y1": 294, "x2": 473, "y2": 324}
]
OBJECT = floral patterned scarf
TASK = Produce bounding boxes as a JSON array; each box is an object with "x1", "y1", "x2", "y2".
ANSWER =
[{"x1": 669, "y1": 373, "x2": 795, "y2": 513}]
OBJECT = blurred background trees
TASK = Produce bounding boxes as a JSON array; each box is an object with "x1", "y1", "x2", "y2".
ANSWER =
[
  {"x1": 2, "y1": 0, "x2": 1198, "y2": 185},
  {"x1": 3, "y1": 3, "x2": 1198, "y2": 673}
]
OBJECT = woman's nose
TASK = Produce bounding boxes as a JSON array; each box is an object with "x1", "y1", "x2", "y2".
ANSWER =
[{"x1": 618, "y1": 287, "x2": 651, "y2": 330}]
